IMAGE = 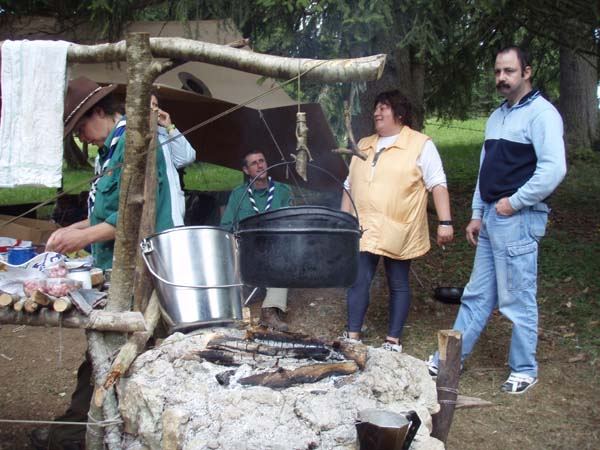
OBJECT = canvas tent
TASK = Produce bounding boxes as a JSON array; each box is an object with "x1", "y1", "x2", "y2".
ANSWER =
[{"x1": 1, "y1": 18, "x2": 348, "y2": 189}]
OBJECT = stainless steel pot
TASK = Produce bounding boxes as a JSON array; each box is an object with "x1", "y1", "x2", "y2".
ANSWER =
[{"x1": 141, "y1": 226, "x2": 243, "y2": 333}]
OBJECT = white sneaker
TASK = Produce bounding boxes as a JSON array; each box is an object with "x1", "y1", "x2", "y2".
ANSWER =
[
  {"x1": 339, "y1": 331, "x2": 363, "y2": 344},
  {"x1": 427, "y1": 355, "x2": 439, "y2": 376},
  {"x1": 381, "y1": 341, "x2": 402, "y2": 352},
  {"x1": 500, "y1": 372, "x2": 538, "y2": 394}
]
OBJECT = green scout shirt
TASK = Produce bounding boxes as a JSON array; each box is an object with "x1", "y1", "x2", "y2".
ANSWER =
[
  {"x1": 90, "y1": 124, "x2": 173, "y2": 269},
  {"x1": 220, "y1": 181, "x2": 294, "y2": 231}
]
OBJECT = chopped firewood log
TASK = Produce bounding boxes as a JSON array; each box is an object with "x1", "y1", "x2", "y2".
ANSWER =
[
  {"x1": 31, "y1": 289, "x2": 53, "y2": 306},
  {"x1": 23, "y1": 299, "x2": 39, "y2": 313},
  {"x1": 0, "y1": 293, "x2": 20, "y2": 307},
  {"x1": 13, "y1": 298, "x2": 26, "y2": 312},
  {"x1": 238, "y1": 361, "x2": 359, "y2": 388},
  {"x1": 207, "y1": 335, "x2": 330, "y2": 360},
  {"x1": 331, "y1": 340, "x2": 368, "y2": 370},
  {"x1": 53, "y1": 297, "x2": 73, "y2": 313}
]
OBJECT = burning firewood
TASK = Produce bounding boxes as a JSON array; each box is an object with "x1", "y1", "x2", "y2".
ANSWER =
[
  {"x1": 244, "y1": 327, "x2": 325, "y2": 348},
  {"x1": 331, "y1": 339, "x2": 368, "y2": 370},
  {"x1": 196, "y1": 349, "x2": 280, "y2": 368},
  {"x1": 238, "y1": 361, "x2": 359, "y2": 388},
  {"x1": 207, "y1": 335, "x2": 330, "y2": 361}
]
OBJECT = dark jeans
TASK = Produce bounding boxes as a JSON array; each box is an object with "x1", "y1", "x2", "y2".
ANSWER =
[
  {"x1": 347, "y1": 251, "x2": 411, "y2": 339},
  {"x1": 47, "y1": 356, "x2": 93, "y2": 448}
]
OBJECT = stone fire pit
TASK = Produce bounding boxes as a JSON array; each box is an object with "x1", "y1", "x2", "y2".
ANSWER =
[{"x1": 117, "y1": 328, "x2": 444, "y2": 450}]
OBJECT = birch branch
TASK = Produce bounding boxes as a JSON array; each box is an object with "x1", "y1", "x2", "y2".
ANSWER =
[
  {"x1": 0, "y1": 308, "x2": 146, "y2": 332},
  {"x1": 66, "y1": 37, "x2": 386, "y2": 83}
]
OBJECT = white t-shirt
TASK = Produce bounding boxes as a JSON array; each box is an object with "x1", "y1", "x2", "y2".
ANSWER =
[{"x1": 344, "y1": 134, "x2": 447, "y2": 192}]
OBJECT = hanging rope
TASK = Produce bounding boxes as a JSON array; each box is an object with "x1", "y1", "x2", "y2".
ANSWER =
[{"x1": 257, "y1": 110, "x2": 309, "y2": 206}]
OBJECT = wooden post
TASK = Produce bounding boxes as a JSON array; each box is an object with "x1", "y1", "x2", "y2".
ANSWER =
[
  {"x1": 109, "y1": 32, "x2": 157, "y2": 313},
  {"x1": 431, "y1": 329, "x2": 462, "y2": 444},
  {"x1": 87, "y1": 331, "x2": 122, "y2": 450},
  {"x1": 131, "y1": 108, "x2": 158, "y2": 313}
]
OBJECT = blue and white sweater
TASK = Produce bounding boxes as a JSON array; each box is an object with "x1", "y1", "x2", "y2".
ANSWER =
[{"x1": 472, "y1": 90, "x2": 567, "y2": 218}]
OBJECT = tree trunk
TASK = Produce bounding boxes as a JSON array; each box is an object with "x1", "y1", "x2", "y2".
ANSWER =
[
  {"x1": 63, "y1": 135, "x2": 91, "y2": 169},
  {"x1": 353, "y1": 40, "x2": 425, "y2": 140},
  {"x1": 559, "y1": 30, "x2": 599, "y2": 153},
  {"x1": 132, "y1": 110, "x2": 158, "y2": 312}
]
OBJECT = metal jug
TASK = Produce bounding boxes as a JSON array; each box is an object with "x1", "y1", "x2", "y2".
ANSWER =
[{"x1": 355, "y1": 409, "x2": 421, "y2": 450}]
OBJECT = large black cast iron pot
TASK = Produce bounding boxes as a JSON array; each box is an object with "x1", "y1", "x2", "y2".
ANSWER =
[{"x1": 236, "y1": 206, "x2": 361, "y2": 288}]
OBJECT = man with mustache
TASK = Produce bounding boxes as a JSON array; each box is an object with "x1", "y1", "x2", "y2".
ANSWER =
[{"x1": 428, "y1": 46, "x2": 567, "y2": 394}]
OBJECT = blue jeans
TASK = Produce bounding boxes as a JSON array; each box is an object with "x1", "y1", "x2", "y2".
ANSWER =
[
  {"x1": 347, "y1": 251, "x2": 411, "y2": 339},
  {"x1": 434, "y1": 202, "x2": 549, "y2": 377}
]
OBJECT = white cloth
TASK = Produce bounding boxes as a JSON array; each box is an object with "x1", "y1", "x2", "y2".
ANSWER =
[
  {"x1": 0, "y1": 39, "x2": 70, "y2": 187},
  {"x1": 158, "y1": 126, "x2": 196, "y2": 226},
  {"x1": 344, "y1": 136, "x2": 447, "y2": 192}
]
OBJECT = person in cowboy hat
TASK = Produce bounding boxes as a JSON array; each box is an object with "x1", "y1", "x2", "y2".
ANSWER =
[
  {"x1": 32, "y1": 77, "x2": 175, "y2": 450},
  {"x1": 45, "y1": 76, "x2": 175, "y2": 269}
]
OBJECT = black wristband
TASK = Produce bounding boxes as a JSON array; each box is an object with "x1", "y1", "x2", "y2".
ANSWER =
[{"x1": 439, "y1": 220, "x2": 453, "y2": 226}]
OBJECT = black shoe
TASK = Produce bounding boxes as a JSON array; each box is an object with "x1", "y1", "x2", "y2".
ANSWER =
[
  {"x1": 259, "y1": 307, "x2": 289, "y2": 332},
  {"x1": 30, "y1": 426, "x2": 50, "y2": 450}
]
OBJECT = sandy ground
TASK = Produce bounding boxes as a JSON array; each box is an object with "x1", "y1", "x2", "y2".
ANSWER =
[{"x1": 1, "y1": 279, "x2": 598, "y2": 449}]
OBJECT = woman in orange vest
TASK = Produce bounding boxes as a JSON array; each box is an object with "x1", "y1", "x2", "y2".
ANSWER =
[{"x1": 341, "y1": 90, "x2": 453, "y2": 352}]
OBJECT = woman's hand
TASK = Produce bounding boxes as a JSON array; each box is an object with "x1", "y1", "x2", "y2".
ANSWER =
[
  {"x1": 46, "y1": 227, "x2": 89, "y2": 254},
  {"x1": 155, "y1": 108, "x2": 172, "y2": 128},
  {"x1": 437, "y1": 224, "x2": 454, "y2": 246}
]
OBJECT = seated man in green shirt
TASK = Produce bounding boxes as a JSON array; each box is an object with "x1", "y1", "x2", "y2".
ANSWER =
[{"x1": 221, "y1": 150, "x2": 294, "y2": 331}]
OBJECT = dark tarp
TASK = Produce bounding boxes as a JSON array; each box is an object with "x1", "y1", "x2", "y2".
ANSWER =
[{"x1": 116, "y1": 85, "x2": 349, "y2": 191}]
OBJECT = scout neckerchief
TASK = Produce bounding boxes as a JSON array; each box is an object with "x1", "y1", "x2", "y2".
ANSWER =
[
  {"x1": 247, "y1": 176, "x2": 275, "y2": 213},
  {"x1": 87, "y1": 116, "x2": 127, "y2": 216}
]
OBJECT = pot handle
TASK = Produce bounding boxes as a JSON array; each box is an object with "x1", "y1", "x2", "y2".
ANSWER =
[
  {"x1": 231, "y1": 160, "x2": 361, "y2": 231},
  {"x1": 140, "y1": 240, "x2": 243, "y2": 289},
  {"x1": 401, "y1": 410, "x2": 421, "y2": 450}
]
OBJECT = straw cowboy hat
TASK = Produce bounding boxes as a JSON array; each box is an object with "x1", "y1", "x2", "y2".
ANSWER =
[{"x1": 63, "y1": 77, "x2": 118, "y2": 138}]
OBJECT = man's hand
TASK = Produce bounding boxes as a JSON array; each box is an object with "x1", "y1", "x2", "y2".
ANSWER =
[
  {"x1": 496, "y1": 197, "x2": 516, "y2": 216},
  {"x1": 466, "y1": 219, "x2": 482, "y2": 246}
]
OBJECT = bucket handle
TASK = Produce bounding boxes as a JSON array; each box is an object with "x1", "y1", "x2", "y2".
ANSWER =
[
  {"x1": 140, "y1": 239, "x2": 243, "y2": 289},
  {"x1": 231, "y1": 160, "x2": 361, "y2": 231}
]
